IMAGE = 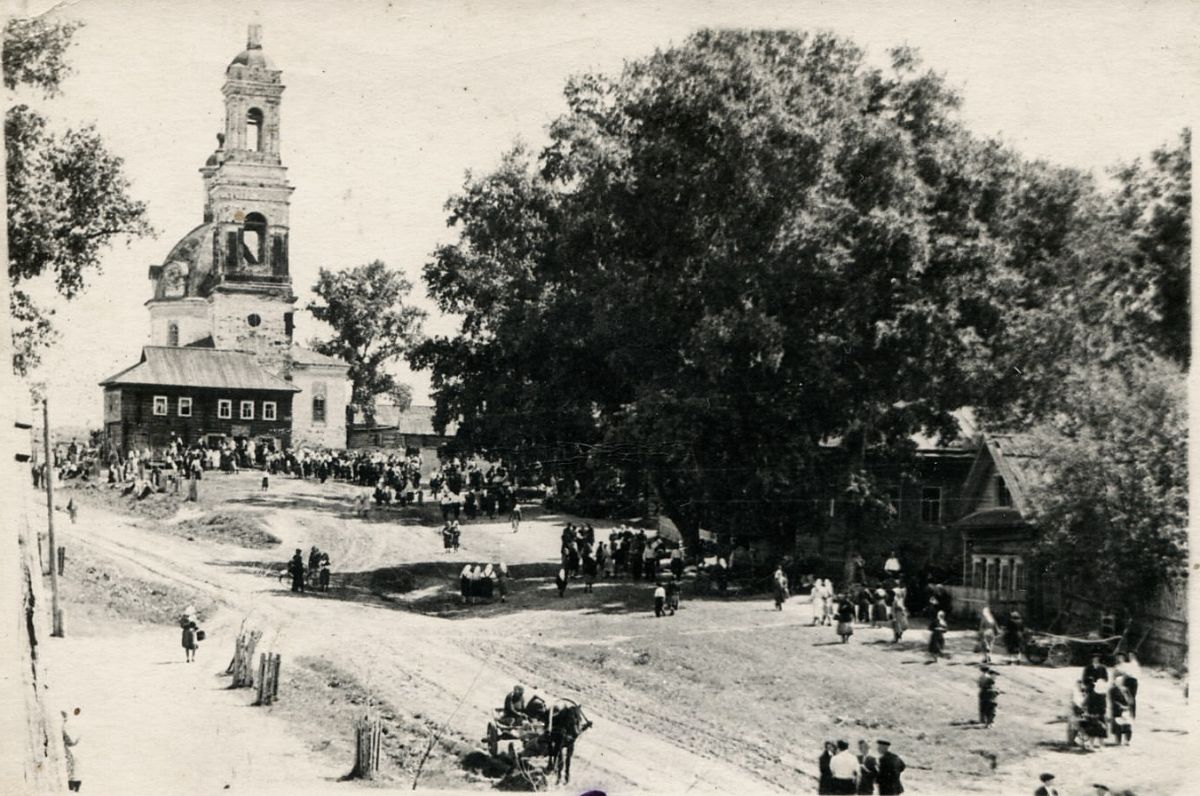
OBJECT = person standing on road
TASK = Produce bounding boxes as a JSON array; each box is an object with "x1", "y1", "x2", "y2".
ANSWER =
[
  {"x1": 928, "y1": 610, "x2": 948, "y2": 661},
  {"x1": 773, "y1": 564, "x2": 789, "y2": 611},
  {"x1": 836, "y1": 595, "x2": 856, "y2": 643},
  {"x1": 288, "y1": 549, "x2": 305, "y2": 593},
  {"x1": 978, "y1": 666, "x2": 1000, "y2": 727},
  {"x1": 1005, "y1": 609, "x2": 1025, "y2": 665},
  {"x1": 890, "y1": 583, "x2": 908, "y2": 643},
  {"x1": 856, "y1": 738, "x2": 878, "y2": 795},
  {"x1": 66, "y1": 497, "x2": 78, "y2": 524},
  {"x1": 818, "y1": 740, "x2": 836, "y2": 795},
  {"x1": 181, "y1": 618, "x2": 200, "y2": 662},
  {"x1": 979, "y1": 606, "x2": 999, "y2": 664},
  {"x1": 555, "y1": 567, "x2": 568, "y2": 598},
  {"x1": 653, "y1": 582, "x2": 666, "y2": 617},
  {"x1": 875, "y1": 739, "x2": 905, "y2": 794},
  {"x1": 62, "y1": 708, "x2": 82, "y2": 792},
  {"x1": 510, "y1": 504, "x2": 522, "y2": 533},
  {"x1": 829, "y1": 739, "x2": 859, "y2": 794}
]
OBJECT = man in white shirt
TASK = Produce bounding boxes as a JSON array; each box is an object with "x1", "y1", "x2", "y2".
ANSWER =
[
  {"x1": 884, "y1": 550, "x2": 902, "y2": 577},
  {"x1": 829, "y1": 739, "x2": 859, "y2": 793}
]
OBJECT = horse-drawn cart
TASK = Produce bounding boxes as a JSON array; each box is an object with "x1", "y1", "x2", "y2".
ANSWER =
[
  {"x1": 1023, "y1": 631, "x2": 1124, "y2": 667},
  {"x1": 483, "y1": 698, "x2": 592, "y2": 790}
]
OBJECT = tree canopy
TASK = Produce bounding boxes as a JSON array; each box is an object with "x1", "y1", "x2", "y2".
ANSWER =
[
  {"x1": 412, "y1": 29, "x2": 1187, "y2": 571},
  {"x1": 308, "y1": 260, "x2": 426, "y2": 422},
  {"x1": 5, "y1": 17, "x2": 153, "y2": 375}
]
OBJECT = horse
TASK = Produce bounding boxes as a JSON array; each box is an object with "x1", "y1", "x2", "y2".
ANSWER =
[{"x1": 544, "y1": 700, "x2": 592, "y2": 785}]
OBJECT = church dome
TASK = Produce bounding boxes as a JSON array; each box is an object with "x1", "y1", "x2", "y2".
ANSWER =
[
  {"x1": 149, "y1": 223, "x2": 215, "y2": 301},
  {"x1": 228, "y1": 46, "x2": 275, "y2": 71}
]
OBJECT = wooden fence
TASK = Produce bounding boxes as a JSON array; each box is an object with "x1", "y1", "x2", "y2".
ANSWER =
[
  {"x1": 350, "y1": 714, "x2": 382, "y2": 780},
  {"x1": 227, "y1": 629, "x2": 263, "y2": 688}
]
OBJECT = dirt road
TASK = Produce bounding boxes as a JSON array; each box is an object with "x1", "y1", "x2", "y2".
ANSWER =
[{"x1": 46, "y1": 473, "x2": 1191, "y2": 794}]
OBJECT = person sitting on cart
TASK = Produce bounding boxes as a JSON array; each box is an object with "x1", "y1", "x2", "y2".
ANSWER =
[
  {"x1": 503, "y1": 685, "x2": 527, "y2": 722},
  {"x1": 1082, "y1": 653, "x2": 1109, "y2": 689}
]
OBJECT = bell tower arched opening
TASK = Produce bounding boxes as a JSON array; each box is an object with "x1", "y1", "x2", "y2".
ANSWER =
[
  {"x1": 241, "y1": 212, "x2": 267, "y2": 266},
  {"x1": 247, "y1": 107, "x2": 264, "y2": 151}
]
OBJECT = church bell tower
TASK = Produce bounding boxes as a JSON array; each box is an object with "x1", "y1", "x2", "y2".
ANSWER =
[{"x1": 201, "y1": 24, "x2": 297, "y2": 376}]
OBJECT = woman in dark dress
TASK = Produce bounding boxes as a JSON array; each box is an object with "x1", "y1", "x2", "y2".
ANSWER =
[
  {"x1": 1004, "y1": 610, "x2": 1025, "y2": 664},
  {"x1": 836, "y1": 596, "x2": 856, "y2": 643}
]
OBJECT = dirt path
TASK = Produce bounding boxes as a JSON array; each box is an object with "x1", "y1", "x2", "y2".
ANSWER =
[
  {"x1": 47, "y1": 474, "x2": 1191, "y2": 794},
  {"x1": 51, "y1": 480, "x2": 784, "y2": 792}
]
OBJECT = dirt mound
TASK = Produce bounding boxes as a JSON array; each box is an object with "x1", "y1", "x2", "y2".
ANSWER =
[
  {"x1": 174, "y1": 511, "x2": 280, "y2": 548},
  {"x1": 64, "y1": 481, "x2": 183, "y2": 520},
  {"x1": 60, "y1": 546, "x2": 219, "y2": 628}
]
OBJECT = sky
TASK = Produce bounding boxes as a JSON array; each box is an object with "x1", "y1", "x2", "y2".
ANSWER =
[{"x1": 15, "y1": 0, "x2": 1199, "y2": 427}]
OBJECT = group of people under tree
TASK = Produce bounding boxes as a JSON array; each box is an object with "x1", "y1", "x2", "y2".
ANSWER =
[{"x1": 285, "y1": 545, "x2": 331, "y2": 593}]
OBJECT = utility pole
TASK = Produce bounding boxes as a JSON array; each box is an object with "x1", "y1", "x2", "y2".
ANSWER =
[{"x1": 42, "y1": 397, "x2": 63, "y2": 637}]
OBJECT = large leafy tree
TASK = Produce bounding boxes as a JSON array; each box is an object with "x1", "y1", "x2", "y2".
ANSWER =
[
  {"x1": 413, "y1": 30, "x2": 1185, "y2": 557},
  {"x1": 5, "y1": 17, "x2": 153, "y2": 374},
  {"x1": 307, "y1": 261, "x2": 426, "y2": 423}
]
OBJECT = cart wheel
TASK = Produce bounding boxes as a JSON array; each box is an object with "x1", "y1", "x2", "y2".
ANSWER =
[
  {"x1": 1048, "y1": 643, "x2": 1073, "y2": 668},
  {"x1": 487, "y1": 722, "x2": 499, "y2": 757},
  {"x1": 1025, "y1": 644, "x2": 1047, "y2": 665}
]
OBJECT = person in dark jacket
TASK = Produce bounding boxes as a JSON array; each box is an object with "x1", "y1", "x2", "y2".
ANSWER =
[
  {"x1": 1109, "y1": 677, "x2": 1133, "y2": 745},
  {"x1": 1082, "y1": 654, "x2": 1109, "y2": 689},
  {"x1": 288, "y1": 549, "x2": 305, "y2": 593},
  {"x1": 818, "y1": 740, "x2": 836, "y2": 794},
  {"x1": 856, "y1": 738, "x2": 878, "y2": 794},
  {"x1": 978, "y1": 667, "x2": 1001, "y2": 727},
  {"x1": 875, "y1": 740, "x2": 905, "y2": 794},
  {"x1": 1005, "y1": 610, "x2": 1025, "y2": 664}
]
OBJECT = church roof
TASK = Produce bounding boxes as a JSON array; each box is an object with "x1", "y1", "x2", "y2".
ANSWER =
[{"x1": 100, "y1": 347, "x2": 299, "y2": 392}]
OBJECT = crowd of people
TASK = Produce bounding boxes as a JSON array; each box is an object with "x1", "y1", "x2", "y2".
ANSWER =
[
  {"x1": 285, "y1": 546, "x2": 331, "y2": 593},
  {"x1": 818, "y1": 737, "x2": 906, "y2": 794}
]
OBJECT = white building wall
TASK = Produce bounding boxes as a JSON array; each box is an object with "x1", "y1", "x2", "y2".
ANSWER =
[
  {"x1": 147, "y1": 299, "x2": 212, "y2": 347},
  {"x1": 290, "y1": 363, "x2": 351, "y2": 449}
]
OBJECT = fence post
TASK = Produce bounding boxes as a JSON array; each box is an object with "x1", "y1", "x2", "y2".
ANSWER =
[
  {"x1": 255, "y1": 652, "x2": 282, "y2": 706},
  {"x1": 57, "y1": 545, "x2": 65, "y2": 576},
  {"x1": 350, "y1": 714, "x2": 382, "y2": 779},
  {"x1": 229, "y1": 629, "x2": 262, "y2": 688}
]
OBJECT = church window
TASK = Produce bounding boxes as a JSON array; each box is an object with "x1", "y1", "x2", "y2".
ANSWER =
[
  {"x1": 247, "y1": 313, "x2": 262, "y2": 328},
  {"x1": 225, "y1": 231, "x2": 239, "y2": 269},
  {"x1": 241, "y1": 213, "x2": 267, "y2": 265},
  {"x1": 218, "y1": 399, "x2": 232, "y2": 419},
  {"x1": 263, "y1": 401, "x2": 277, "y2": 421},
  {"x1": 247, "y1": 107, "x2": 264, "y2": 152},
  {"x1": 178, "y1": 397, "x2": 192, "y2": 417},
  {"x1": 284, "y1": 312, "x2": 294, "y2": 340},
  {"x1": 167, "y1": 322, "x2": 179, "y2": 347},
  {"x1": 240, "y1": 400, "x2": 255, "y2": 420},
  {"x1": 312, "y1": 396, "x2": 326, "y2": 423},
  {"x1": 153, "y1": 396, "x2": 168, "y2": 416}
]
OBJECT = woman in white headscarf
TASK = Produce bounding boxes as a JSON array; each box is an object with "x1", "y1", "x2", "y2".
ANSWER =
[{"x1": 978, "y1": 606, "x2": 999, "y2": 663}]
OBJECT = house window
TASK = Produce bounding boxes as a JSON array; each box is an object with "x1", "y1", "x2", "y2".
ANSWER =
[
  {"x1": 178, "y1": 397, "x2": 192, "y2": 417},
  {"x1": 1013, "y1": 558, "x2": 1026, "y2": 592},
  {"x1": 920, "y1": 486, "x2": 942, "y2": 523},
  {"x1": 167, "y1": 322, "x2": 179, "y2": 347},
  {"x1": 218, "y1": 399, "x2": 232, "y2": 419},
  {"x1": 240, "y1": 400, "x2": 254, "y2": 420},
  {"x1": 312, "y1": 396, "x2": 326, "y2": 423},
  {"x1": 972, "y1": 557, "x2": 985, "y2": 588},
  {"x1": 153, "y1": 395, "x2": 168, "y2": 416},
  {"x1": 996, "y1": 476, "x2": 1012, "y2": 507},
  {"x1": 263, "y1": 401, "x2": 276, "y2": 421}
]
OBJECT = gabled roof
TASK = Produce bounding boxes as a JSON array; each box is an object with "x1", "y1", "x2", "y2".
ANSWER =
[
  {"x1": 353, "y1": 403, "x2": 458, "y2": 436},
  {"x1": 100, "y1": 347, "x2": 300, "y2": 392},
  {"x1": 291, "y1": 346, "x2": 349, "y2": 368},
  {"x1": 959, "y1": 432, "x2": 1046, "y2": 517}
]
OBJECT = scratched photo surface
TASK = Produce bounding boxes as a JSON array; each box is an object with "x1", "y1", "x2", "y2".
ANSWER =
[{"x1": 3, "y1": 1, "x2": 1194, "y2": 794}]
